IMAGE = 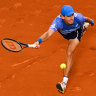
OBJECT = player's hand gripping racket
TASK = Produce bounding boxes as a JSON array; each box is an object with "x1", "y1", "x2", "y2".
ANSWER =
[{"x1": 1, "y1": 38, "x2": 36, "y2": 52}]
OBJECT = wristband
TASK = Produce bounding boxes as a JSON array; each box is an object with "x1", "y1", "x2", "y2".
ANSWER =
[
  {"x1": 91, "y1": 20, "x2": 94, "y2": 26},
  {"x1": 37, "y1": 38, "x2": 42, "y2": 44}
]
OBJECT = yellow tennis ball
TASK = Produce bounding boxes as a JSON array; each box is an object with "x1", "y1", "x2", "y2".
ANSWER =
[{"x1": 60, "y1": 63, "x2": 66, "y2": 69}]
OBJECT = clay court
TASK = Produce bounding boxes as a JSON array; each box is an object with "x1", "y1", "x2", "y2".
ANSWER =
[{"x1": 0, "y1": 0, "x2": 96, "y2": 96}]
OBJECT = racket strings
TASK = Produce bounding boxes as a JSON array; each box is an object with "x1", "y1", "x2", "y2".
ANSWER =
[{"x1": 2, "y1": 40, "x2": 22, "y2": 51}]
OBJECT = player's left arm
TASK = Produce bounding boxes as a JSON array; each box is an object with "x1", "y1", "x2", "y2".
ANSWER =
[
  {"x1": 85, "y1": 17, "x2": 94, "y2": 26},
  {"x1": 75, "y1": 13, "x2": 94, "y2": 26}
]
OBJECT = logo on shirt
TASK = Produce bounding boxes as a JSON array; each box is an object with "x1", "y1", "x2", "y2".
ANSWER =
[{"x1": 76, "y1": 24, "x2": 78, "y2": 27}]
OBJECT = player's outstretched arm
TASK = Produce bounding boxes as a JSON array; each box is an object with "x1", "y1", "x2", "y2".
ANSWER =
[{"x1": 33, "y1": 29, "x2": 55, "y2": 48}]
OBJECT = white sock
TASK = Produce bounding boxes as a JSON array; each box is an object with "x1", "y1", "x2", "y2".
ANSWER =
[{"x1": 63, "y1": 76, "x2": 69, "y2": 84}]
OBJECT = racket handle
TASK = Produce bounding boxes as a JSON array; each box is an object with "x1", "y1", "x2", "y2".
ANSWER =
[{"x1": 28, "y1": 44, "x2": 36, "y2": 48}]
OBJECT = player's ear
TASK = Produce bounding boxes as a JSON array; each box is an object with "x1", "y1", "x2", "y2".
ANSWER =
[{"x1": 61, "y1": 15, "x2": 65, "y2": 19}]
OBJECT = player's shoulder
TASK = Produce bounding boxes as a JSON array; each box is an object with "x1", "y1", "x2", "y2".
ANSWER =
[
  {"x1": 74, "y1": 12, "x2": 86, "y2": 22},
  {"x1": 74, "y1": 12, "x2": 83, "y2": 18},
  {"x1": 74, "y1": 12, "x2": 85, "y2": 19},
  {"x1": 55, "y1": 15, "x2": 63, "y2": 23},
  {"x1": 50, "y1": 15, "x2": 63, "y2": 31}
]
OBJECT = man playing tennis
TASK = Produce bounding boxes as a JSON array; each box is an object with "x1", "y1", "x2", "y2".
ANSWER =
[{"x1": 33, "y1": 5, "x2": 94, "y2": 93}]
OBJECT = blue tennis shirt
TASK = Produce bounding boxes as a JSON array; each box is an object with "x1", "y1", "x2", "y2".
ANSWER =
[{"x1": 49, "y1": 13, "x2": 87, "y2": 35}]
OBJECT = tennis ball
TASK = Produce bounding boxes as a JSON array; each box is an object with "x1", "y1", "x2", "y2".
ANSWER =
[{"x1": 60, "y1": 63, "x2": 66, "y2": 69}]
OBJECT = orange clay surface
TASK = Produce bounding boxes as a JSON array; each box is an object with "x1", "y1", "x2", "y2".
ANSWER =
[{"x1": 0, "y1": 0, "x2": 96, "y2": 96}]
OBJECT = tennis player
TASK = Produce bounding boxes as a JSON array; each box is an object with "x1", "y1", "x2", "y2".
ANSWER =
[{"x1": 33, "y1": 5, "x2": 94, "y2": 93}]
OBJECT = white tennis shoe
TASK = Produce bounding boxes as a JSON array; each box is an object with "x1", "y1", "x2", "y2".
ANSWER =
[{"x1": 56, "y1": 82, "x2": 67, "y2": 94}]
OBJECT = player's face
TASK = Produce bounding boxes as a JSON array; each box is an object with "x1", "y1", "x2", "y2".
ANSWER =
[{"x1": 62, "y1": 14, "x2": 74, "y2": 25}]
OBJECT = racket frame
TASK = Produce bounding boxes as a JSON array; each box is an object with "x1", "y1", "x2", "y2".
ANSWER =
[{"x1": 1, "y1": 38, "x2": 28, "y2": 52}]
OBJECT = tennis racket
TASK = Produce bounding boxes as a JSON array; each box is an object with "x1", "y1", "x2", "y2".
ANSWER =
[{"x1": 1, "y1": 38, "x2": 36, "y2": 52}]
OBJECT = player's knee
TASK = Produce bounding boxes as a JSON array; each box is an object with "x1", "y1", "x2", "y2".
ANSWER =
[{"x1": 66, "y1": 51, "x2": 73, "y2": 57}]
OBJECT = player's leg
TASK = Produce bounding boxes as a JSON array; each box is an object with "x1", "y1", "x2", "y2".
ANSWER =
[
  {"x1": 56, "y1": 24, "x2": 89, "y2": 94},
  {"x1": 64, "y1": 38, "x2": 79, "y2": 76},
  {"x1": 56, "y1": 38, "x2": 80, "y2": 93}
]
